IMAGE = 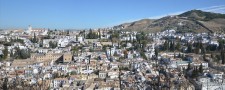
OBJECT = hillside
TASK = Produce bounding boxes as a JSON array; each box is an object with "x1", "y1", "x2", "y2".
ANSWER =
[
  {"x1": 114, "y1": 10, "x2": 225, "y2": 33},
  {"x1": 179, "y1": 10, "x2": 225, "y2": 21}
]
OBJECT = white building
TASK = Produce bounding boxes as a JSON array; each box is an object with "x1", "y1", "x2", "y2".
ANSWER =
[
  {"x1": 37, "y1": 48, "x2": 48, "y2": 53},
  {"x1": 58, "y1": 38, "x2": 69, "y2": 47},
  {"x1": 198, "y1": 77, "x2": 225, "y2": 90},
  {"x1": 26, "y1": 25, "x2": 48, "y2": 35},
  {"x1": 52, "y1": 78, "x2": 68, "y2": 88}
]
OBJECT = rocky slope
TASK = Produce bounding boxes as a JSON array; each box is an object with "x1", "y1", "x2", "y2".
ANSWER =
[{"x1": 114, "y1": 10, "x2": 225, "y2": 33}]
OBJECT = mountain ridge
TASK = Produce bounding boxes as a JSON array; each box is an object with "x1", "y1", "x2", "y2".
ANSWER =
[{"x1": 114, "y1": 10, "x2": 225, "y2": 33}]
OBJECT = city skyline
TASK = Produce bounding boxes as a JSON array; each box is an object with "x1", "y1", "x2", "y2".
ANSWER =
[
  {"x1": 0, "y1": 1, "x2": 225, "y2": 89},
  {"x1": 0, "y1": 0, "x2": 225, "y2": 29}
]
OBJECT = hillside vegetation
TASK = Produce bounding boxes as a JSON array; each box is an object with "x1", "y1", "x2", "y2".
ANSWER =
[
  {"x1": 114, "y1": 10, "x2": 225, "y2": 33},
  {"x1": 179, "y1": 10, "x2": 225, "y2": 21}
]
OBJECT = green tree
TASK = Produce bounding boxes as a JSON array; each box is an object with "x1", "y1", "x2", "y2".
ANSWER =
[
  {"x1": 175, "y1": 41, "x2": 181, "y2": 51},
  {"x1": 197, "y1": 41, "x2": 203, "y2": 54},
  {"x1": 163, "y1": 40, "x2": 169, "y2": 51},
  {"x1": 67, "y1": 30, "x2": 70, "y2": 35},
  {"x1": 191, "y1": 67, "x2": 198, "y2": 78},
  {"x1": 203, "y1": 53, "x2": 206, "y2": 61},
  {"x1": 199, "y1": 64, "x2": 203, "y2": 74},
  {"x1": 178, "y1": 53, "x2": 181, "y2": 58},
  {"x1": 14, "y1": 47, "x2": 20, "y2": 59},
  {"x1": 10, "y1": 50, "x2": 13, "y2": 58},
  {"x1": 75, "y1": 35, "x2": 78, "y2": 41},
  {"x1": 39, "y1": 39, "x2": 43, "y2": 47},
  {"x1": 136, "y1": 34, "x2": 141, "y2": 46},
  {"x1": 136, "y1": 32, "x2": 146, "y2": 49},
  {"x1": 201, "y1": 46, "x2": 206, "y2": 54},
  {"x1": 170, "y1": 41, "x2": 175, "y2": 51},
  {"x1": 186, "y1": 62, "x2": 191, "y2": 71},
  {"x1": 219, "y1": 40, "x2": 225, "y2": 64},
  {"x1": 70, "y1": 71, "x2": 77, "y2": 75},
  {"x1": 111, "y1": 30, "x2": 119, "y2": 39},
  {"x1": 49, "y1": 41, "x2": 57, "y2": 49},
  {"x1": 98, "y1": 29, "x2": 101, "y2": 39},
  {"x1": 3, "y1": 46, "x2": 8, "y2": 59},
  {"x1": 2, "y1": 77, "x2": 8, "y2": 90},
  {"x1": 72, "y1": 46, "x2": 79, "y2": 56},
  {"x1": 182, "y1": 54, "x2": 185, "y2": 60},
  {"x1": 218, "y1": 39, "x2": 225, "y2": 50},
  {"x1": 31, "y1": 33, "x2": 38, "y2": 43},
  {"x1": 86, "y1": 29, "x2": 98, "y2": 39},
  {"x1": 155, "y1": 48, "x2": 158, "y2": 57},
  {"x1": 20, "y1": 49, "x2": 31, "y2": 59},
  {"x1": 33, "y1": 33, "x2": 37, "y2": 43},
  {"x1": 109, "y1": 47, "x2": 112, "y2": 57},
  {"x1": 141, "y1": 40, "x2": 147, "y2": 50},
  {"x1": 140, "y1": 51, "x2": 147, "y2": 60},
  {"x1": 13, "y1": 48, "x2": 31, "y2": 59},
  {"x1": 187, "y1": 43, "x2": 192, "y2": 53},
  {"x1": 174, "y1": 53, "x2": 176, "y2": 58},
  {"x1": 221, "y1": 50, "x2": 225, "y2": 64}
]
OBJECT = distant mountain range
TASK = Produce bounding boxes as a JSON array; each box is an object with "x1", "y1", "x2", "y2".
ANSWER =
[{"x1": 113, "y1": 10, "x2": 225, "y2": 33}]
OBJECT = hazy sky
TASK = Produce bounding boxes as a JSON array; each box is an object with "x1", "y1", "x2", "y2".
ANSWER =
[{"x1": 0, "y1": 0, "x2": 225, "y2": 29}]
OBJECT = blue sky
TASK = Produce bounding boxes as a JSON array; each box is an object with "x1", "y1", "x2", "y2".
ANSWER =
[{"x1": 0, "y1": 0, "x2": 225, "y2": 29}]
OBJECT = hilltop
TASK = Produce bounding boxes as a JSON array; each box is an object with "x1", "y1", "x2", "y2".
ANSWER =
[{"x1": 114, "y1": 10, "x2": 225, "y2": 33}]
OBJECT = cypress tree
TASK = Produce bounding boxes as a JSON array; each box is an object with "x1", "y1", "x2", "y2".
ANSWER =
[
  {"x1": 33, "y1": 33, "x2": 37, "y2": 43},
  {"x1": 187, "y1": 62, "x2": 191, "y2": 71},
  {"x1": 195, "y1": 42, "x2": 200, "y2": 54},
  {"x1": 187, "y1": 43, "x2": 192, "y2": 53},
  {"x1": 220, "y1": 41, "x2": 225, "y2": 64},
  {"x1": 155, "y1": 47, "x2": 158, "y2": 57},
  {"x1": 174, "y1": 53, "x2": 176, "y2": 58},
  {"x1": 203, "y1": 54, "x2": 206, "y2": 61},
  {"x1": 178, "y1": 53, "x2": 181, "y2": 58},
  {"x1": 10, "y1": 50, "x2": 13, "y2": 57},
  {"x1": 182, "y1": 54, "x2": 185, "y2": 60},
  {"x1": 163, "y1": 40, "x2": 169, "y2": 51},
  {"x1": 199, "y1": 63, "x2": 203, "y2": 74},
  {"x1": 172, "y1": 41, "x2": 175, "y2": 51},
  {"x1": 98, "y1": 29, "x2": 101, "y2": 39},
  {"x1": 221, "y1": 50, "x2": 225, "y2": 64},
  {"x1": 218, "y1": 39, "x2": 225, "y2": 50},
  {"x1": 192, "y1": 67, "x2": 198, "y2": 78},
  {"x1": 3, "y1": 46, "x2": 8, "y2": 59},
  {"x1": 201, "y1": 46, "x2": 206, "y2": 54},
  {"x1": 175, "y1": 41, "x2": 181, "y2": 51},
  {"x1": 169, "y1": 41, "x2": 173, "y2": 51},
  {"x1": 2, "y1": 77, "x2": 8, "y2": 90}
]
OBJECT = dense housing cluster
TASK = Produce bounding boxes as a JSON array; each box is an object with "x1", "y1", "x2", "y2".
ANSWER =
[{"x1": 0, "y1": 26, "x2": 225, "y2": 90}]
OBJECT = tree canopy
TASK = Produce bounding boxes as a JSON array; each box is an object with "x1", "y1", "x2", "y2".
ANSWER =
[{"x1": 86, "y1": 29, "x2": 98, "y2": 39}]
